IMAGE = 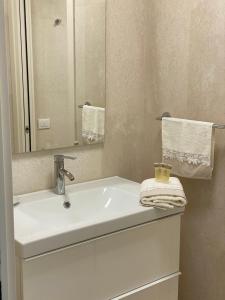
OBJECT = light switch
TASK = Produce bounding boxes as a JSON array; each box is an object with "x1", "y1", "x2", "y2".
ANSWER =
[{"x1": 37, "y1": 118, "x2": 51, "y2": 130}]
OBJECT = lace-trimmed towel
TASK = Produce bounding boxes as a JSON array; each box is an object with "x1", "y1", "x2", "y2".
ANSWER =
[
  {"x1": 162, "y1": 117, "x2": 215, "y2": 179},
  {"x1": 82, "y1": 105, "x2": 105, "y2": 145}
]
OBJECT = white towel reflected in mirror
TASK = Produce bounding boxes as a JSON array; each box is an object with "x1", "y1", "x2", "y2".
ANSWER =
[{"x1": 82, "y1": 105, "x2": 105, "y2": 144}]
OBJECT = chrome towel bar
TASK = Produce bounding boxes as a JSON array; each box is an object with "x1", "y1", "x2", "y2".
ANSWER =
[
  {"x1": 156, "y1": 112, "x2": 225, "y2": 129},
  {"x1": 78, "y1": 101, "x2": 91, "y2": 109}
]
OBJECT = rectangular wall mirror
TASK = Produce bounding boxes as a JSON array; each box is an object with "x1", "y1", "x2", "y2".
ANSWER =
[{"x1": 9, "y1": 0, "x2": 106, "y2": 153}]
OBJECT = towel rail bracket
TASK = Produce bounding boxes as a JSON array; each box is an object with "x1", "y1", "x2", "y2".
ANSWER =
[{"x1": 78, "y1": 101, "x2": 91, "y2": 109}]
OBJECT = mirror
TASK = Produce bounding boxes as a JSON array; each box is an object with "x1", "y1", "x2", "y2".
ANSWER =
[{"x1": 10, "y1": 0, "x2": 106, "y2": 153}]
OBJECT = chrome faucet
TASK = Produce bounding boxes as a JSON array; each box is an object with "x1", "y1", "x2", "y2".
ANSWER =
[{"x1": 54, "y1": 155, "x2": 76, "y2": 195}]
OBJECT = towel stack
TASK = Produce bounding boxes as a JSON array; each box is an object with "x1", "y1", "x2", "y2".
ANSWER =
[{"x1": 140, "y1": 177, "x2": 187, "y2": 210}]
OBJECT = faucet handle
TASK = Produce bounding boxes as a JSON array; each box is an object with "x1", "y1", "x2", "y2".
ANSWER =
[
  {"x1": 54, "y1": 154, "x2": 77, "y2": 161},
  {"x1": 63, "y1": 155, "x2": 77, "y2": 160}
]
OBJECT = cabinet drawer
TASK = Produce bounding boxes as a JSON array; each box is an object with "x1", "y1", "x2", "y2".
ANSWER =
[
  {"x1": 20, "y1": 215, "x2": 181, "y2": 300},
  {"x1": 112, "y1": 273, "x2": 180, "y2": 300}
]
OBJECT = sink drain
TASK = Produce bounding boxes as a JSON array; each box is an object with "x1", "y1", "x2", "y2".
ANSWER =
[{"x1": 63, "y1": 201, "x2": 71, "y2": 209}]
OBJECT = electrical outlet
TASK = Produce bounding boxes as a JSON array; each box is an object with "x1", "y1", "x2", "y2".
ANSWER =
[{"x1": 37, "y1": 118, "x2": 51, "y2": 130}]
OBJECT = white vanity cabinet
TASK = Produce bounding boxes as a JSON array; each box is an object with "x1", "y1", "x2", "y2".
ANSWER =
[
  {"x1": 16, "y1": 214, "x2": 181, "y2": 300},
  {"x1": 112, "y1": 273, "x2": 180, "y2": 300}
]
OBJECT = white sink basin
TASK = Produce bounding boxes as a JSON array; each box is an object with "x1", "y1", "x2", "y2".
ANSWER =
[{"x1": 14, "y1": 177, "x2": 184, "y2": 258}]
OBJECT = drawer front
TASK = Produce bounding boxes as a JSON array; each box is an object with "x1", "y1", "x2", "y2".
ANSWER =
[
  {"x1": 21, "y1": 215, "x2": 181, "y2": 300},
  {"x1": 112, "y1": 273, "x2": 180, "y2": 300}
]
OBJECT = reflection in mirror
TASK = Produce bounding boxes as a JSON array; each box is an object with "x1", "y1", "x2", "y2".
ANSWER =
[{"x1": 10, "y1": 0, "x2": 106, "y2": 153}]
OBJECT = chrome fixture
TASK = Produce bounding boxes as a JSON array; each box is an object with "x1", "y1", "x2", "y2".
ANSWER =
[
  {"x1": 156, "y1": 112, "x2": 171, "y2": 120},
  {"x1": 54, "y1": 154, "x2": 76, "y2": 195},
  {"x1": 157, "y1": 112, "x2": 225, "y2": 129},
  {"x1": 78, "y1": 101, "x2": 91, "y2": 109}
]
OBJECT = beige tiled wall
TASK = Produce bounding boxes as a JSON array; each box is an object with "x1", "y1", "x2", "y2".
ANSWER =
[
  {"x1": 12, "y1": 1, "x2": 225, "y2": 300},
  {"x1": 147, "y1": 1, "x2": 225, "y2": 299}
]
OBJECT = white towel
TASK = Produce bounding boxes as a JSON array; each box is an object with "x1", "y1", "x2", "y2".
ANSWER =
[
  {"x1": 82, "y1": 105, "x2": 105, "y2": 144},
  {"x1": 140, "y1": 177, "x2": 187, "y2": 210},
  {"x1": 162, "y1": 118, "x2": 215, "y2": 179}
]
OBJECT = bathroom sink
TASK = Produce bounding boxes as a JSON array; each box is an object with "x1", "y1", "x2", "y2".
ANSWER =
[
  {"x1": 14, "y1": 177, "x2": 184, "y2": 258},
  {"x1": 18, "y1": 186, "x2": 139, "y2": 221}
]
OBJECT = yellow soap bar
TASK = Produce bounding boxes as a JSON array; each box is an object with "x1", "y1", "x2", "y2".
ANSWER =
[{"x1": 154, "y1": 163, "x2": 172, "y2": 182}]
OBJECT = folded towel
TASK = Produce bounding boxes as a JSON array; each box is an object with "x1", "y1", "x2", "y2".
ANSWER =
[
  {"x1": 162, "y1": 117, "x2": 215, "y2": 179},
  {"x1": 82, "y1": 105, "x2": 105, "y2": 144},
  {"x1": 140, "y1": 177, "x2": 187, "y2": 210}
]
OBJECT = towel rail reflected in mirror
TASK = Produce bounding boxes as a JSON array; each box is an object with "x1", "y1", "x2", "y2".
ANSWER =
[
  {"x1": 8, "y1": 0, "x2": 106, "y2": 154},
  {"x1": 78, "y1": 102, "x2": 92, "y2": 109},
  {"x1": 157, "y1": 112, "x2": 225, "y2": 129}
]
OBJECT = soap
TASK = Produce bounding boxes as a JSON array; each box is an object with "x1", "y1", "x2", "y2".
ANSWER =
[{"x1": 154, "y1": 163, "x2": 172, "y2": 182}]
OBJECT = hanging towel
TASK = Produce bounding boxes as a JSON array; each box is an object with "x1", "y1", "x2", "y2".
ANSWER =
[
  {"x1": 82, "y1": 105, "x2": 105, "y2": 144},
  {"x1": 162, "y1": 117, "x2": 215, "y2": 179},
  {"x1": 140, "y1": 177, "x2": 187, "y2": 210}
]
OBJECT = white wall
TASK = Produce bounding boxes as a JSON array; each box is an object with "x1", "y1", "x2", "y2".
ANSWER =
[{"x1": 0, "y1": 0, "x2": 16, "y2": 298}]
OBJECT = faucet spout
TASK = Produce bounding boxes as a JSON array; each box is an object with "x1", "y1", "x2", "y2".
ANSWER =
[
  {"x1": 54, "y1": 155, "x2": 76, "y2": 195},
  {"x1": 59, "y1": 168, "x2": 75, "y2": 181}
]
